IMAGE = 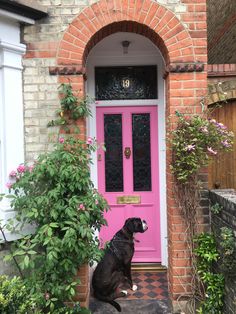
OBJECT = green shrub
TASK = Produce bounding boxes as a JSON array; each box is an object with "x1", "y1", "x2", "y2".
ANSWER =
[
  {"x1": 0, "y1": 275, "x2": 38, "y2": 313},
  {"x1": 4, "y1": 136, "x2": 108, "y2": 312},
  {"x1": 219, "y1": 227, "x2": 236, "y2": 276},
  {"x1": 195, "y1": 233, "x2": 224, "y2": 314}
]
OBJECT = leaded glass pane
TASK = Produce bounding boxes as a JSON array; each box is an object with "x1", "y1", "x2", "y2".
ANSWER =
[
  {"x1": 104, "y1": 114, "x2": 123, "y2": 192},
  {"x1": 132, "y1": 113, "x2": 151, "y2": 191},
  {"x1": 95, "y1": 66, "x2": 157, "y2": 100}
]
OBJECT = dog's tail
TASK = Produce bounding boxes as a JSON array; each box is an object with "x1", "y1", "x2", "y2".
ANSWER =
[
  {"x1": 93, "y1": 292, "x2": 122, "y2": 312},
  {"x1": 108, "y1": 300, "x2": 121, "y2": 312}
]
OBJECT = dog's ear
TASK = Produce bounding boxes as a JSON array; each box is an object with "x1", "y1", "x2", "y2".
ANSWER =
[
  {"x1": 124, "y1": 218, "x2": 135, "y2": 233},
  {"x1": 125, "y1": 218, "x2": 132, "y2": 223}
]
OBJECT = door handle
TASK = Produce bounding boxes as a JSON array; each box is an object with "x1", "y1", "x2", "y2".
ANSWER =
[{"x1": 124, "y1": 147, "x2": 131, "y2": 159}]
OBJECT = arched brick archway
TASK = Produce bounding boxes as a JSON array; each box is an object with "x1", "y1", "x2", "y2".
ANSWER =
[
  {"x1": 83, "y1": 21, "x2": 170, "y2": 66},
  {"x1": 57, "y1": 0, "x2": 195, "y2": 67},
  {"x1": 50, "y1": 0, "x2": 207, "y2": 309}
]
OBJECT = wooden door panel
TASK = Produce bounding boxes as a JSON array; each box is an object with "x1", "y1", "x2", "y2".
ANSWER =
[
  {"x1": 97, "y1": 106, "x2": 161, "y2": 263},
  {"x1": 208, "y1": 101, "x2": 236, "y2": 189}
]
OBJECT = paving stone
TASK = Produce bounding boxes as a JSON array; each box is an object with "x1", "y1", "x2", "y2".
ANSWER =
[{"x1": 89, "y1": 298, "x2": 172, "y2": 314}]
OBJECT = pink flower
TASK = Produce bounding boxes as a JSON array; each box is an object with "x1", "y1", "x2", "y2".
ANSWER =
[
  {"x1": 79, "y1": 204, "x2": 85, "y2": 210},
  {"x1": 200, "y1": 126, "x2": 208, "y2": 134},
  {"x1": 95, "y1": 199, "x2": 99, "y2": 205},
  {"x1": 6, "y1": 182, "x2": 12, "y2": 189},
  {"x1": 207, "y1": 147, "x2": 217, "y2": 155},
  {"x1": 17, "y1": 164, "x2": 26, "y2": 173},
  {"x1": 87, "y1": 137, "x2": 93, "y2": 145},
  {"x1": 216, "y1": 122, "x2": 227, "y2": 129},
  {"x1": 59, "y1": 137, "x2": 65, "y2": 143},
  {"x1": 45, "y1": 292, "x2": 50, "y2": 300},
  {"x1": 29, "y1": 165, "x2": 34, "y2": 172},
  {"x1": 185, "y1": 144, "x2": 195, "y2": 152},
  {"x1": 221, "y1": 140, "x2": 231, "y2": 148},
  {"x1": 209, "y1": 119, "x2": 216, "y2": 124},
  {"x1": 9, "y1": 170, "x2": 17, "y2": 178}
]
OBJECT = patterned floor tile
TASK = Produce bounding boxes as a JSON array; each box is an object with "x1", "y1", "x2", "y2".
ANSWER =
[{"x1": 119, "y1": 271, "x2": 169, "y2": 301}]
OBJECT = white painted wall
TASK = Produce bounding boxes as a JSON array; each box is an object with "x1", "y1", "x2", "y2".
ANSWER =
[
  {"x1": 86, "y1": 32, "x2": 168, "y2": 266},
  {"x1": 0, "y1": 14, "x2": 32, "y2": 241}
]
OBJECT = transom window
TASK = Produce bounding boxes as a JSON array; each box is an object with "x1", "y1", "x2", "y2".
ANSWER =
[{"x1": 95, "y1": 65, "x2": 157, "y2": 100}]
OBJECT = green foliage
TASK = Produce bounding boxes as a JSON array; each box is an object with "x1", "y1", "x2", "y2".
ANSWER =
[
  {"x1": 5, "y1": 137, "x2": 108, "y2": 313},
  {"x1": 219, "y1": 227, "x2": 236, "y2": 276},
  {"x1": 0, "y1": 275, "x2": 39, "y2": 313},
  {"x1": 47, "y1": 83, "x2": 92, "y2": 132},
  {"x1": 196, "y1": 272, "x2": 224, "y2": 314},
  {"x1": 195, "y1": 233, "x2": 224, "y2": 314},
  {"x1": 170, "y1": 109, "x2": 234, "y2": 313},
  {"x1": 194, "y1": 233, "x2": 219, "y2": 273},
  {"x1": 171, "y1": 112, "x2": 234, "y2": 183},
  {"x1": 210, "y1": 202, "x2": 222, "y2": 214}
]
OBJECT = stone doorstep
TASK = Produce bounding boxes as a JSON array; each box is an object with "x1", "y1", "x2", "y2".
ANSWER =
[{"x1": 89, "y1": 298, "x2": 172, "y2": 314}]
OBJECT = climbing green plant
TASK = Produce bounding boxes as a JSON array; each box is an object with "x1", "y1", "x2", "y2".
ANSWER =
[
  {"x1": 194, "y1": 233, "x2": 224, "y2": 314},
  {"x1": 47, "y1": 83, "x2": 92, "y2": 133},
  {"x1": 4, "y1": 136, "x2": 109, "y2": 313},
  {"x1": 210, "y1": 202, "x2": 223, "y2": 215},
  {"x1": 171, "y1": 112, "x2": 234, "y2": 183},
  {"x1": 170, "y1": 110, "x2": 234, "y2": 313},
  {"x1": 194, "y1": 233, "x2": 219, "y2": 273},
  {"x1": 210, "y1": 204, "x2": 236, "y2": 276},
  {"x1": 219, "y1": 227, "x2": 236, "y2": 276}
]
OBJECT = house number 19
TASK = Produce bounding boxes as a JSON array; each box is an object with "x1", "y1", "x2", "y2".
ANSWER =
[{"x1": 122, "y1": 79, "x2": 130, "y2": 88}]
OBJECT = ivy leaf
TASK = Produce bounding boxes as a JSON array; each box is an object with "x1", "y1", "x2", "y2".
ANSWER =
[{"x1": 24, "y1": 255, "x2": 30, "y2": 268}]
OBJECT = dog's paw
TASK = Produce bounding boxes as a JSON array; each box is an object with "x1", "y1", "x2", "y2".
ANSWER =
[
  {"x1": 121, "y1": 290, "x2": 128, "y2": 296},
  {"x1": 132, "y1": 284, "x2": 138, "y2": 291}
]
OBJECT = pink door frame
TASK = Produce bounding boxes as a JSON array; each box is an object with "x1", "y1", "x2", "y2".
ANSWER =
[{"x1": 96, "y1": 105, "x2": 161, "y2": 263}]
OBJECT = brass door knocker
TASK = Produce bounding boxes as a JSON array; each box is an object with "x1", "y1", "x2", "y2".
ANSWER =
[{"x1": 124, "y1": 147, "x2": 131, "y2": 159}]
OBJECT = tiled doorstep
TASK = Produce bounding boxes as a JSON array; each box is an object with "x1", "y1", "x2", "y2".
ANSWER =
[
  {"x1": 90, "y1": 271, "x2": 172, "y2": 313},
  {"x1": 124, "y1": 271, "x2": 169, "y2": 300}
]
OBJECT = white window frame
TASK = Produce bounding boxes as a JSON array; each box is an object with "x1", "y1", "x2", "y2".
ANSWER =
[{"x1": 0, "y1": 14, "x2": 34, "y2": 241}]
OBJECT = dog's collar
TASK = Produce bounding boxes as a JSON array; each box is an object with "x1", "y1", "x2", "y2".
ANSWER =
[
  {"x1": 109, "y1": 230, "x2": 140, "y2": 262},
  {"x1": 109, "y1": 237, "x2": 134, "y2": 262},
  {"x1": 112, "y1": 236, "x2": 133, "y2": 244}
]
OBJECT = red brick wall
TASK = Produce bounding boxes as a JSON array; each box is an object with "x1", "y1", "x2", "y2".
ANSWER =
[{"x1": 23, "y1": 0, "x2": 207, "y2": 308}]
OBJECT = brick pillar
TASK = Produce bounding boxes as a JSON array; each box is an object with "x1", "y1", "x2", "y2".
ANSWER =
[
  {"x1": 75, "y1": 264, "x2": 90, "y2": 308},
  {"x1": 167, "y1": 69, "x2": 208, "y2": 311},
  {"x1": 65, "y1": 264, "x2": 90, "y2": 308}
]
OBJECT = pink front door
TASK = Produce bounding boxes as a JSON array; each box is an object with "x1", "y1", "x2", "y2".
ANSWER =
[{"x1": 96, "y1": 106, "x2": 161, "y2": 263}]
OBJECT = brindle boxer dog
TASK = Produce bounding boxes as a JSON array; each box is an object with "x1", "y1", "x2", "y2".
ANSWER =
[{"x1": 92, "y1": 217, "x2": 148, "y2": 312}]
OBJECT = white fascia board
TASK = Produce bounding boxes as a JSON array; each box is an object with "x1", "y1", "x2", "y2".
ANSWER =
[{"x1": 0, "y1": 9, "x2": 35, "y2": 24}]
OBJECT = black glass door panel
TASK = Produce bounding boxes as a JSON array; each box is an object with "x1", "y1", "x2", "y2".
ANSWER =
[
  {"x1": 104, "y1": 114, "x2": 123, "y2": 192},
  {"x1": 132, "y1": 113, "x2": 151, "y2": 191}
]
